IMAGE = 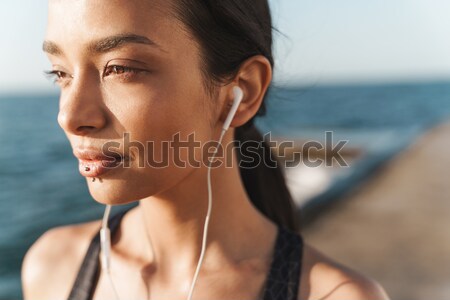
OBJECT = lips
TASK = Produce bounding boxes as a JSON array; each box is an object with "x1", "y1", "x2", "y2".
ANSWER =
[{"x1": 74, "y1": 148, "x2": 125, "y2": 178}]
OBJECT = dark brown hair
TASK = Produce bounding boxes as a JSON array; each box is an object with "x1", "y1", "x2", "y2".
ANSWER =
[{"x1": 171, "y1": 0, "x2": 299, "y2": 231}]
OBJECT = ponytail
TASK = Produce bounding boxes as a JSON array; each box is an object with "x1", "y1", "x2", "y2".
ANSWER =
[{"x1": 234, "y1": 121, "x2": 299, "y2": 232}]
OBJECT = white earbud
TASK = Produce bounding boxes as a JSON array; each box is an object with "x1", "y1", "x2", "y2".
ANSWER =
[{"x1": 222, "y1": 86, "x2": 244, "y2": 131}]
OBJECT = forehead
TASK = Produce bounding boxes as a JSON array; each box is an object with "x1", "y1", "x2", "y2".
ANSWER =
[{"x1": 45, "y1": 0, "x2": 192, "y2": 55}]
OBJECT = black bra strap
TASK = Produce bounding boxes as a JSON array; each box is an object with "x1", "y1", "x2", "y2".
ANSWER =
[
  {"x1": 261, "y1": 226, "x2": 304, "y2": 300},
  {"x1": 67, "y1": 209, "x2": 130, "y2": 300}
]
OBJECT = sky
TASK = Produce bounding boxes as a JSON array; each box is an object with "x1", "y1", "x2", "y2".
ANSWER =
[{"x1": 0, "y1": 0, "x2": 449, "y2": 93}]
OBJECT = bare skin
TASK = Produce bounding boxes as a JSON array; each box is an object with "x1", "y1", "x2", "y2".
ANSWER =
[{"x1": 22, "y1": 0, "x2": 389, "y2": 299}]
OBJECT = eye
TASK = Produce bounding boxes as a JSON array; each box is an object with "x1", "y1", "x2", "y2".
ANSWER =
[
  {"x1": 103, "y1": 65, "x2": 142, "y2": 78},
  {"x1": 43, "y1": 70, "x2": 72, "y2": 85}
]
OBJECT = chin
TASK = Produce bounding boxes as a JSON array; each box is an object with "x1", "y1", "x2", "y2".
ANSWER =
[{"x1": 86, "y1": 177, "x2": 157, "y2": 206}]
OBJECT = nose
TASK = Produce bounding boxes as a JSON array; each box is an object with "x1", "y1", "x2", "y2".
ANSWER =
[{"x1": 57, "y1": 73, "x2": 107, "y2": 136}]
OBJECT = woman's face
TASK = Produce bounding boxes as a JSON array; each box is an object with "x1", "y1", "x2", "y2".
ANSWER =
[{"x1": 44, "y1": 0, "x2": 221, "y2": 204}]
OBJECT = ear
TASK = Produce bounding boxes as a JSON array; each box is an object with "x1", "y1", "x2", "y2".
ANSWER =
[{"x1": 219, "y1": 55, "x2": 272, "y2": 128}]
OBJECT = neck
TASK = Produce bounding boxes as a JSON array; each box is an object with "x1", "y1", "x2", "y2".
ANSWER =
[{"x1": 119, "y1": 131, "x2": 277, "y2": 281}]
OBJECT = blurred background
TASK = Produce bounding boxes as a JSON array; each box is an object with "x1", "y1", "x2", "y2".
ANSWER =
[{"x1": 1, "y1": 0, "x2": 449, "y2": 299}]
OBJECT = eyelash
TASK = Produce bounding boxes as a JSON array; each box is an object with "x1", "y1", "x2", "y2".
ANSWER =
[{"x1": 43, "y1": 65, "x2": 143, "y2": 85}]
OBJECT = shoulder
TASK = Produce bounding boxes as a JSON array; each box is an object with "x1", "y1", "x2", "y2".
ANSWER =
[
  {"x1": 21, "y1": 219, "x2": 102, "y2": 300},
  {"x1": 299, "y1": 241, "x2": 390, "y2": 300}
]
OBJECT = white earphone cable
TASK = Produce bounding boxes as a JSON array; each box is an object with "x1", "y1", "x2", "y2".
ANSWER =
[
  {"x1": 186, "y1": 127, "x2": 227, "y2": 300},
  {"x1": 102, "y1": 204, "x2": 111, "y2": 229}
]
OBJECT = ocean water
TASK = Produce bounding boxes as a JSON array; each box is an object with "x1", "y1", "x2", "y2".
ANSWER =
[{"x1": 0, "y1": 81, "x2": 449, "y2": 299}]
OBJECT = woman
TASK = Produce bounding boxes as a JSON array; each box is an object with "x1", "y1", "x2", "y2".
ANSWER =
[{"x1": 21, "y1": 1, "x2": 389, "y2": 299}]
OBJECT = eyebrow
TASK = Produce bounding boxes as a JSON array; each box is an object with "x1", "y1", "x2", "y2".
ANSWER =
[{"x1": 42, "y1": 33, "x2": 166, "y2": 55}]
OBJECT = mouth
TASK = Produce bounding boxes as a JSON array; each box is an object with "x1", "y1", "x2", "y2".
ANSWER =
[{"x1": 74, "y1": 148, "x2": 128, "y2": 178}]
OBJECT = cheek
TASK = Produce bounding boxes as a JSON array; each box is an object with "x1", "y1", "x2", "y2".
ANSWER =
[
  {"x1": 103, "y1": 81, "x2": 213, "y2": 166},
  {"x1": 108, "y1": 89, "x2": 202, "y2": 136}
]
